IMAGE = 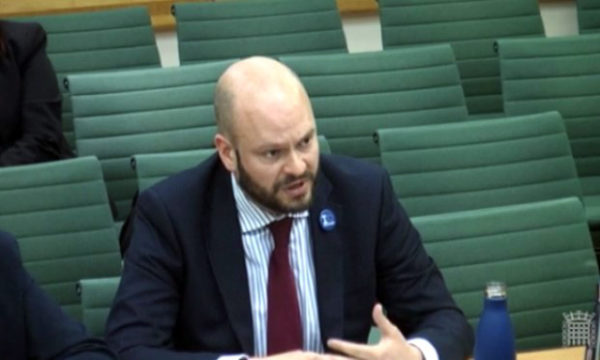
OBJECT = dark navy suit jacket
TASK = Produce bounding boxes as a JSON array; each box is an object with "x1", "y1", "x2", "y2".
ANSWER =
[
  {"x1": 106, "y1": 154, "x2": 473, "y2": 360},
  {"x1": 0, "y1": 230, "x2": 116, "y2": 360}
]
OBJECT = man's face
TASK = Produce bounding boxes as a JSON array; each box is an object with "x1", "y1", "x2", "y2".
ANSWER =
[{"x1": 229, "y1": 88, "x2": 319, "y2": 214}]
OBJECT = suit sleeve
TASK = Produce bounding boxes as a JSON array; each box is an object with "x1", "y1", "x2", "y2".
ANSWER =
[
  {"x1": 0, "y1": 22, "x2": 71, "y2": 166},
  {"x1": 0, "y1": 231, "x2": 116, "y2": 360},
  {"x1": 374, "y1": 170, "x2": 474, "y2": 360},
  {"x1": 23, "y1": 273, "x2": 118, "y2": 360},
  {"x1": 105, "y1": 189, "x2": 224, "y2": 360}
]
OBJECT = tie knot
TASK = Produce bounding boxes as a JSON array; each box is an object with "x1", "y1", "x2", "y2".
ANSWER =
[{"x1": 268, "y1": 217, "x2": 293, "y2": 247}]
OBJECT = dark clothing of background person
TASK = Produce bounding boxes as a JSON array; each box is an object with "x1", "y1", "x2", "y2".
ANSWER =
[
  {"x1": 0, "y1": 230, "x2": 117, "y2": 360},
  {"x1": 0, "y1": 20, "x2": 73, "y2": 166}
]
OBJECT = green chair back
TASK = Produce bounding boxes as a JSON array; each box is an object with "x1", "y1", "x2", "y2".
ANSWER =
[
  {"x1": 377, "y1": 111, "x2": 582, "y2": 217},
  {"x1": 282, "y1": 46, "x2": 468, "y2": 163},
  {"x1": 0, "y1": 157, "x2": 121, "y2": 320},
  {"x1": 379, "y1": 0, "x2": 544, "y2": 115},
  {"x1": 78, "y1": 276, "x2": 121, "y2": 337},
  {"x1": 413, "y1": 197, "x2": 598, "y2": 350},
  {"x1": 69, "y1": 60, "x2": 234, "y2": 220},
  {"x1": 498, "y1": 34, "x2": 600, "y2": 227},
  {"x1": 132, "y1": 135, "x2": 331, "y2": 192},
  {"x1": 578, "y1": 0, "x2": 600, "y2": 34},
  {"x1": 15, "y1": 7, "x2": 161, "y2": 150},
  {"x1": 317, "y1": 135, "x2": 331, "y2": 155},
  {"x1": 133, "y1": 149, "x2": 216, "y2": 192},
  {"x1": 175, "y1": 0, "x2": 347, "y2": 64}
]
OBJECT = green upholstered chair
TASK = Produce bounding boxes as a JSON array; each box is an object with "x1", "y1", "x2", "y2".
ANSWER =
[
  {"x1": 317, "y1": 135, "x2": 331, "y2": 155},
  {"x1": 133, "y1": 149, "x2": 216, "y2": 192},
  {"x1": 132, "y1": 135, "x2": 331, "y2": 192},
  {"x1": 68, "y1": 60, "x2": 234, "y2": 220},
  {"x1": 412, "y1": 197, "x2": 598, "y2": 350},
  {"x1": 174, "y1": 0, "x2": 346, "y2": 64},
  {"x1": 578, "y1": 0, "x2": 600, "y2": 34},
  {"x1": 14, "y1": 7, "x2": 161, "y2": 150},
  {"x1": 0, "y1": 157, "x2": 121, "y2": 320},
  {"x1": 498, "y1": 34, "x2": 600, "y2": 229},
  {"x1": 377, "y1": 111, "x2": 582, "y2": 217},
  {"x1": 378, "y1": 0, "x2": 544, "y2": 115},
  {"x1": 78, "y1": 276, "x2": 121, "y2": 337},
  {"x1": 282, "y1": 45, "x2": 468, "y2": 163}
]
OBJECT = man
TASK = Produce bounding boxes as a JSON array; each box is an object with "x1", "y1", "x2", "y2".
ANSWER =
[
  {"x1": 0, "y1": 230, "x2": 117, "y2": 360},
  {"x1": 106, "y1": 57, "x2": 473, "y2": 360}
]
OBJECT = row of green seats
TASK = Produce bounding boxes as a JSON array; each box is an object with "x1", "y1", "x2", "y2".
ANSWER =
[
  {"x1": 8, "y1": 0, "x2": 597, "y2": 153},
  {"x1": 0, "y1": 157, "x2": 121, "y2": 320},
  {"x1": 378, "y1": 0, "x2": 545, "y2": 116},
  {"x1": 68, "y1": 60, "x2": 234, "y2": 220},
  {"x1": 8, "y1": 0, "x2": 347, "y2": 150},
  {"x1": 67, "y1": 38, "x2": 599, "y2": 232},
  {"x1": 378, "y1": 0, "x2": 599, "y2": 115},
  {"x1": 67, "y1": 45, "x2": 469, "y2": 220},
  {"x1": 498, "y1": 33, "x2": 600, "y2": 232}
]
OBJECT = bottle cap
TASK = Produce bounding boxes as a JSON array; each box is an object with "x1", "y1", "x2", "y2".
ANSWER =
[{"x1": 485, "y1": 281, "x2": 507, "y2": 299}]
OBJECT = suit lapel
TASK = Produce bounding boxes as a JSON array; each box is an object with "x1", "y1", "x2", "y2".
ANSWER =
[
  {"x1": 206, "y1": 165, "x2": 254, "y2": 355},
  {"x1": 309, "y1": 171, "x2": 345, "y2": 346}
]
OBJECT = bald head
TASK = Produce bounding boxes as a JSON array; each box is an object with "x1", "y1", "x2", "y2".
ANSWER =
[{"x1": 213, "y1": 56, "x2": 311, "y2": 141}]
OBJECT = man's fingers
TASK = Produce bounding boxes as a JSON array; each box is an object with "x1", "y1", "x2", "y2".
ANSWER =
[
  {"x1": 372, "y1": 304, "x2": 397, "y2": 338},
  {"x1": 327, "y1": 339, "x2": 374, "y2": 360}
]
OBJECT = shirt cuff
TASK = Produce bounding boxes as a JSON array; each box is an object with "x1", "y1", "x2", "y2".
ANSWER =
[
  {"x1": 407, "y1": 338, "x2": 439, "y2": 360},
  {"x1": 218, "y1": 354, "x2": 249, "y2": 360}
]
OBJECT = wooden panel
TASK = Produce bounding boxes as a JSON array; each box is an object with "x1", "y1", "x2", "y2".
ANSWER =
[
  {"x1": 517, "y1": 346, "x2": 584, "y2": 360},
  {"x1": 337, "y1": 0, "x2": 378, "y2": 13},
  {"x1": 0, "y1": 0, "x2": 205, "y2": 31},
  {"x1": 0, "y1": 0, "x2": 575, "y2": 31}
]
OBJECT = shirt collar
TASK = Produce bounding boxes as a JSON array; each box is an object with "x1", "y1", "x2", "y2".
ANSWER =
[{"x1": 231, "y1": 174, "x2": 308, "y2": 234}]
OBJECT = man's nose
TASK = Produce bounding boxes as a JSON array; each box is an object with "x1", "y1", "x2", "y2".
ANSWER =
[{"x1": 284, "y1": 151, "x2": 307, "y2": 176}]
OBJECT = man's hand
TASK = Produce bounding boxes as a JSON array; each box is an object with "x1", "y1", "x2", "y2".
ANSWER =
[
  {"x1": 327, "y1": 304, "x2": 423, "y2": 360},
  {"x1": 251, "y1": 350, "x2": 351, "y2": 360}
]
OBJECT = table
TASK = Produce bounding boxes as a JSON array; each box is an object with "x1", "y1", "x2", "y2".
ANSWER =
[{"x1": 517, "y1": 346, "x2": 584, "y2": 360}]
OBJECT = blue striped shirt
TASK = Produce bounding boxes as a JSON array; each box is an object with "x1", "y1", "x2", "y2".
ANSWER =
[{"x1": 231, "y1": 175, "x2": 323, "y2": 356}]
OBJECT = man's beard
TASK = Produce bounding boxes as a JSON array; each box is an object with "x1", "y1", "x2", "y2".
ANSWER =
[{"x1": 236, "y1": 150, "x2": 316, "y2": 214}]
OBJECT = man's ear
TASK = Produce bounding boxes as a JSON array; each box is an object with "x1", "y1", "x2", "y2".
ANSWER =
[{"x1": 214, "y1": 133, "x2": 236, "y2": 173}]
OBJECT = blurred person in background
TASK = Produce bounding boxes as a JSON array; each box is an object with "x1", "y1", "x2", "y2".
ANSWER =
[{"x1": 0, "y1": 20, "x2": 73, "y2": 166}]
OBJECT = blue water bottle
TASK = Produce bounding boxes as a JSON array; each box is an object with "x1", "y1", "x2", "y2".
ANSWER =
[{"x1": 474, "y1": 281, "x2": 515, "y2": 360}]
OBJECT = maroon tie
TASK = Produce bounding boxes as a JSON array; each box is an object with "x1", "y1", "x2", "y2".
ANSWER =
[{"x1": 267, "y1": 217, "x2": 302, "y2": 355}]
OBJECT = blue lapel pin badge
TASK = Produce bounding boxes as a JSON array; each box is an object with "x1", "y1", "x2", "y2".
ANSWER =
[{"x1": 319, "y1": 209, "x2": 336, "y2": 231}]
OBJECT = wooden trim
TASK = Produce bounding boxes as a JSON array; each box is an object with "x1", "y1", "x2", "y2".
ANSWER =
[
  {"x1": 337, "y1": 0, "x2": 378, "y2": 14},
  {"x1": 0, "y1": 0, "x2": 576, "y2": 31},
  {"x1": 0, "y1": 0, "x2": 204, "y2": 32}
]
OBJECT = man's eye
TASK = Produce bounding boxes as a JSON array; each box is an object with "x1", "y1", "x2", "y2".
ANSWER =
[
  {"x1": 264, "y1": 150, "x2": 280, "y2": 159},
  {"x1": 299, "y1": 137, "x2": 311, "y2": 148}
]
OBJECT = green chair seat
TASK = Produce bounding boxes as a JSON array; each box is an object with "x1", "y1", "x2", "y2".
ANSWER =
[
  {"x1": 377, "y1": 111, "x2": 582, "y2": 217},
  {"x1": 14, "y1": 7, "x2": 161, "y2": 150},
  {"x1": 69, "y1": 61, "x2": 234, "y2": 220},
  {"x1": 0, "y1": 157, "x2": 121, "y2": 320},
  {"x1": 498, "y1": 34, "x2": 600, "y2": 226},
  {"x1": 413, "y1": 197, "x2": 598, "y2": 350},
  {"x1": 175, "y1": 0, "x2": 346, "y2": 64},
  {"x1": 379, "y1": 0, "x2": 544, "y2": 115},
  {"x1": 282, "y1": 45, "x2": 468, "y2": 163}
]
